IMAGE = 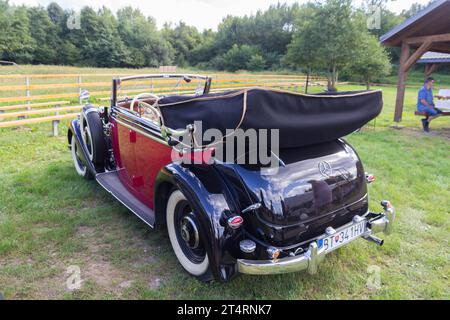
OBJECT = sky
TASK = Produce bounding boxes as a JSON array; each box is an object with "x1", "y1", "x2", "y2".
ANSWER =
[{"x1": 9, "y1": 0, "x2": 432, "y2": 31}]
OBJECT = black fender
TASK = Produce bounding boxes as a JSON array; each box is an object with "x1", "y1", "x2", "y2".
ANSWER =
[{"x1": 154, "y1": 163, "x2": 243, "y2": 282}]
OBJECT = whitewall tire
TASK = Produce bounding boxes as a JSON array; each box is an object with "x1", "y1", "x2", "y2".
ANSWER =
[
  {"x1": 166, "y1": 190, "x2": 212, "y2": 280},
  {"x1": 71, "y1": 136, "x2": 93, "y2": 180}
]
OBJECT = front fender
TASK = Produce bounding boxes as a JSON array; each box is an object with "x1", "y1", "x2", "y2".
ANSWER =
[{"x1": 155, "y1": 163, "x2": 242, "y2": 282}]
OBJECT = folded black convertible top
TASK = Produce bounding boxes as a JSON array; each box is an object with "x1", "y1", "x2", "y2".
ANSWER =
[{"x1": 158, "y1": 87, "x2": 383, "y2": 149}]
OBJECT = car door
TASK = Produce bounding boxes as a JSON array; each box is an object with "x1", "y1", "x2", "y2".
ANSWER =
[
  {"x1": 111, "y1": 108, "x2": 148, "y2": 205},
  {"x1": 133, "y1": 117, "x2": 173, "y2": 209}
]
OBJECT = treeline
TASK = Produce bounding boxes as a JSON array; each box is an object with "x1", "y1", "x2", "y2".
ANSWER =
[
  {"x1": 0, "y1": 0, "x2": 437, "y2": 88},
  {"x1": 0, "y1": 1, "x2": 300, "y2": 70}
]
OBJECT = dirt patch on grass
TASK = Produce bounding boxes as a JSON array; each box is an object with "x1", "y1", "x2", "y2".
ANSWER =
[
  {"x1": 70, "y1": 223, "x2": 166, "y2": 297},
  {"x1": 398, "y1": 126, "x2": 450, "y2": 140}
]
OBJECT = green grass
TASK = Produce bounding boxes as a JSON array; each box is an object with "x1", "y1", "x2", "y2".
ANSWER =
[{"x1": 0, "y1": 67, "x2": 449, "y2": 299}]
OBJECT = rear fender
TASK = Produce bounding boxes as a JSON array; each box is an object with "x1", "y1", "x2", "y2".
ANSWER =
[{"x1": 155, "y1": 163, "x2": 242, "y2": 282}]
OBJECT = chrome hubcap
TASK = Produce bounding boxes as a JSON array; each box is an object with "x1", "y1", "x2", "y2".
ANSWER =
[{"x1": 180, "y1": 215, "x2": 199, "y2": 249}]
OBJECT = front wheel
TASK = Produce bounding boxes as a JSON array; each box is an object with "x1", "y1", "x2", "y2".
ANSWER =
[{"x1": 166, "y1": 190, "x2": 213, "y2": 281}]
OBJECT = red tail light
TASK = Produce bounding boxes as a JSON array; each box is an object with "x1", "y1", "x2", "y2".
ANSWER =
[{"x1": 227, "y1": 215, "x2": 244, "y2": 229}]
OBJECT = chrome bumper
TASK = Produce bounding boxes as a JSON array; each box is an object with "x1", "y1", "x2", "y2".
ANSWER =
[{"x1": 237, "y1": 201, "x2": 395, "y2": 275}]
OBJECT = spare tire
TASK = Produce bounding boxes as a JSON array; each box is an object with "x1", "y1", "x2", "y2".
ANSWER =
[{"x1": 80, "y1": 108, "x2": 106, "y2": 165}]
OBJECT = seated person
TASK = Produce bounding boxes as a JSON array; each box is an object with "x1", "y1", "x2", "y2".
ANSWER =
[{"x1": 418, "y1": 77, "x2": 442, "y2": 132}]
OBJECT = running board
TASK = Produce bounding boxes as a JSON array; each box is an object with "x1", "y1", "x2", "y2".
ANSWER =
[{"x1": 96, "y1": 170, "x2": 155, "y2": 227}]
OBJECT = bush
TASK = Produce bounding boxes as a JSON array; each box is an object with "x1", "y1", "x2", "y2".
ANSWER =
[
  {"x1": 247, "y1": 54, "x2": 266, "y2": 71},
  {"x1": 221, "y1": 44, "x2": 263, "y2": 71}
]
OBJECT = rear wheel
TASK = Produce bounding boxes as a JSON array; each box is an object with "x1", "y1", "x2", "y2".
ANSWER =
[{"x1": 166, "y1": 190, "x2": 213, "y2": 281}]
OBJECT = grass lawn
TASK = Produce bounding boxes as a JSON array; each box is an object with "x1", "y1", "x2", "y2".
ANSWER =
[{"x1": 0, "y1": 67, "x2": 449, "y2": 299}]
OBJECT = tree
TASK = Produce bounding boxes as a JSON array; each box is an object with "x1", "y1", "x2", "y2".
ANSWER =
[
  {"x1": 346, "y1": 34, "x2": 391, "y2": 89},
  {"x1": 285, "y1": 0, "x2": 362, "y2": 91},
  {"x1": 47, "y1": 1, "x2": 64, "y2": 25},
  {"x1": 0, "y1": 0, "x2": 10, "y2": 57},
  {"x1": 212, "y1": 3, "x2": 299, "y2": 70},
  {"x1": 117, "y1": 7, "x2": 173, "y2": 67},
  {"x1": 188, "y1": 29, "x2": 218, "y2": 66},
  {"x1": 162, "y1": 21, "x2": 202, "y2": 67},
  {"x1": 1, "y1": 5, "x2": 35, "y2": 63},
  {"x1": 247, "y1": 54, "x2": 266, "y2": 71},
  {"x1": 401, "y1": 2, "x2": 428, "y2": 18},
  {"x1": 361, "y1": 1, "x2": 404, "y2": 63},
  {"x1": 221, "y1": 44, "x2": 261, "y2": 71},
  {"x1": 28, "y1": 6, "x2": 59, "y2": 64}
]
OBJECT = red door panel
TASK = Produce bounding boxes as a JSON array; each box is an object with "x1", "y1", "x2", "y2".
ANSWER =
[
  {"x1": 134, "y1": 131, "x2": 173, "y2": 209},
  {"x1": 111, "y1": 120, "x2": 141, "y2": 198},
  {"x1": 111, "y1": 117, "x2": 173, "y2": 210}
]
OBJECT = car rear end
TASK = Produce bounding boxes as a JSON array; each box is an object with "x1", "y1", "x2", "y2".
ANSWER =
[{"x1": 215, "y1": 139, "x2": 395, "y2": 275}]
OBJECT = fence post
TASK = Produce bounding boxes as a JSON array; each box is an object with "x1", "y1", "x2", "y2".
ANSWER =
[
  {"x1": 52, "y1": 104, "x2": 60, "y2": 137},
  {"x1": 19, "y1": 76, "x2": 30, "y2": 120},
  {"x1": 78, "y1": 76, "x2": 82, "y2": 104},
  {"x1": 26, "y1": 76, "x2": 30, "y2": 110}
]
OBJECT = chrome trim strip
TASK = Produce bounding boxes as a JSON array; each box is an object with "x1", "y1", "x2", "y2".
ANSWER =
[
  {"x1": 112, "y1": 107, "x2": 162, "y2": 133},
  {"x1": 118, "y1": 73, "x2": 209, "y2": 82},
  {"x1": 114, "y1": 118, "x2": 169, "y2": 146}
]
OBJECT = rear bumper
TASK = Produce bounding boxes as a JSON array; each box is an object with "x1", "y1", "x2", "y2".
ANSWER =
[{"x1": 237, "y1": 201, "x2": 395, "y2": 275}]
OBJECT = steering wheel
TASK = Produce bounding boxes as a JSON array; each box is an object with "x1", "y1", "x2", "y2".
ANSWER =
[{"x1": 129, "y1": 93, "x2": 161, "y2": 122}]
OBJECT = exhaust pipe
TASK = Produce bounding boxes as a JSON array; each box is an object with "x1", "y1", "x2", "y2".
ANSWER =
[{"x1": 364, "y1": 235, "x2": 384, "y2": 246}]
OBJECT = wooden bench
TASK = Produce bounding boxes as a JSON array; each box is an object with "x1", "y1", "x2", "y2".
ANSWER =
[{"x1": 415, "y1": 111, "x2": 450, "y2": 117}]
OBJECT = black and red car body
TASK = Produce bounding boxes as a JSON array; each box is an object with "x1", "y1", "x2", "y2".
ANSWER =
[{"x1": 68, "y1": 74, "x2": 395, "y2": 282}]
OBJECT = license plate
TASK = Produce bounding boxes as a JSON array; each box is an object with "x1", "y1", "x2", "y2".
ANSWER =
[{"x1": 317, "y1": 220, "x2": 366, "y2": 253}]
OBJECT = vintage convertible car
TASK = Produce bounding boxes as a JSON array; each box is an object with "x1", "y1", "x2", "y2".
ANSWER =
[{"x1": 68, "y1": 74, "x2": 395, "y2": 282}]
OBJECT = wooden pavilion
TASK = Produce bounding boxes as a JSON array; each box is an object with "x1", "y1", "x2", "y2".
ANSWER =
[
  {"x1": 380, "y1": 0, "x2": 450, "y2": 122},
  {"x1": 417, "y1": 51, "x2": 450, "y2": 76}
]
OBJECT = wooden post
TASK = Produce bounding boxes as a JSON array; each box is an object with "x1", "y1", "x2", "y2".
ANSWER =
[
  {"x1": 394, "y1": 41, "x2": 410, "y2": 123},
  {"x1": 52, "y1": 104, "x2": 60, "y2": 136},
  {"x1": 19, "y1": 76, "x2": 30, "y2": 120},
  {"x1": 403, "y1": 41, "x2": 432, "y2": 72},
  {"x1": 305, "y1": 69, "x2": 310, "y2": 94},
  {"x1": 78, "y1": 76, "x2": 82, "y2": 104},
  {"x1": 394, "y1": 38, "x2": 434, "y2": 123},
  {"x1": 425, "y1": 63, "x2": 438, "y2": 77},
  {"x1": 26, "y1": 76, "x2": 30, "y2": 110}
]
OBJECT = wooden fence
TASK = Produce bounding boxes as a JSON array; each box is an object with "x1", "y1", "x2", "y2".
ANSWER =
[{"x1": 0, "y1": 72, "x2": 327, "y2": 135}]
